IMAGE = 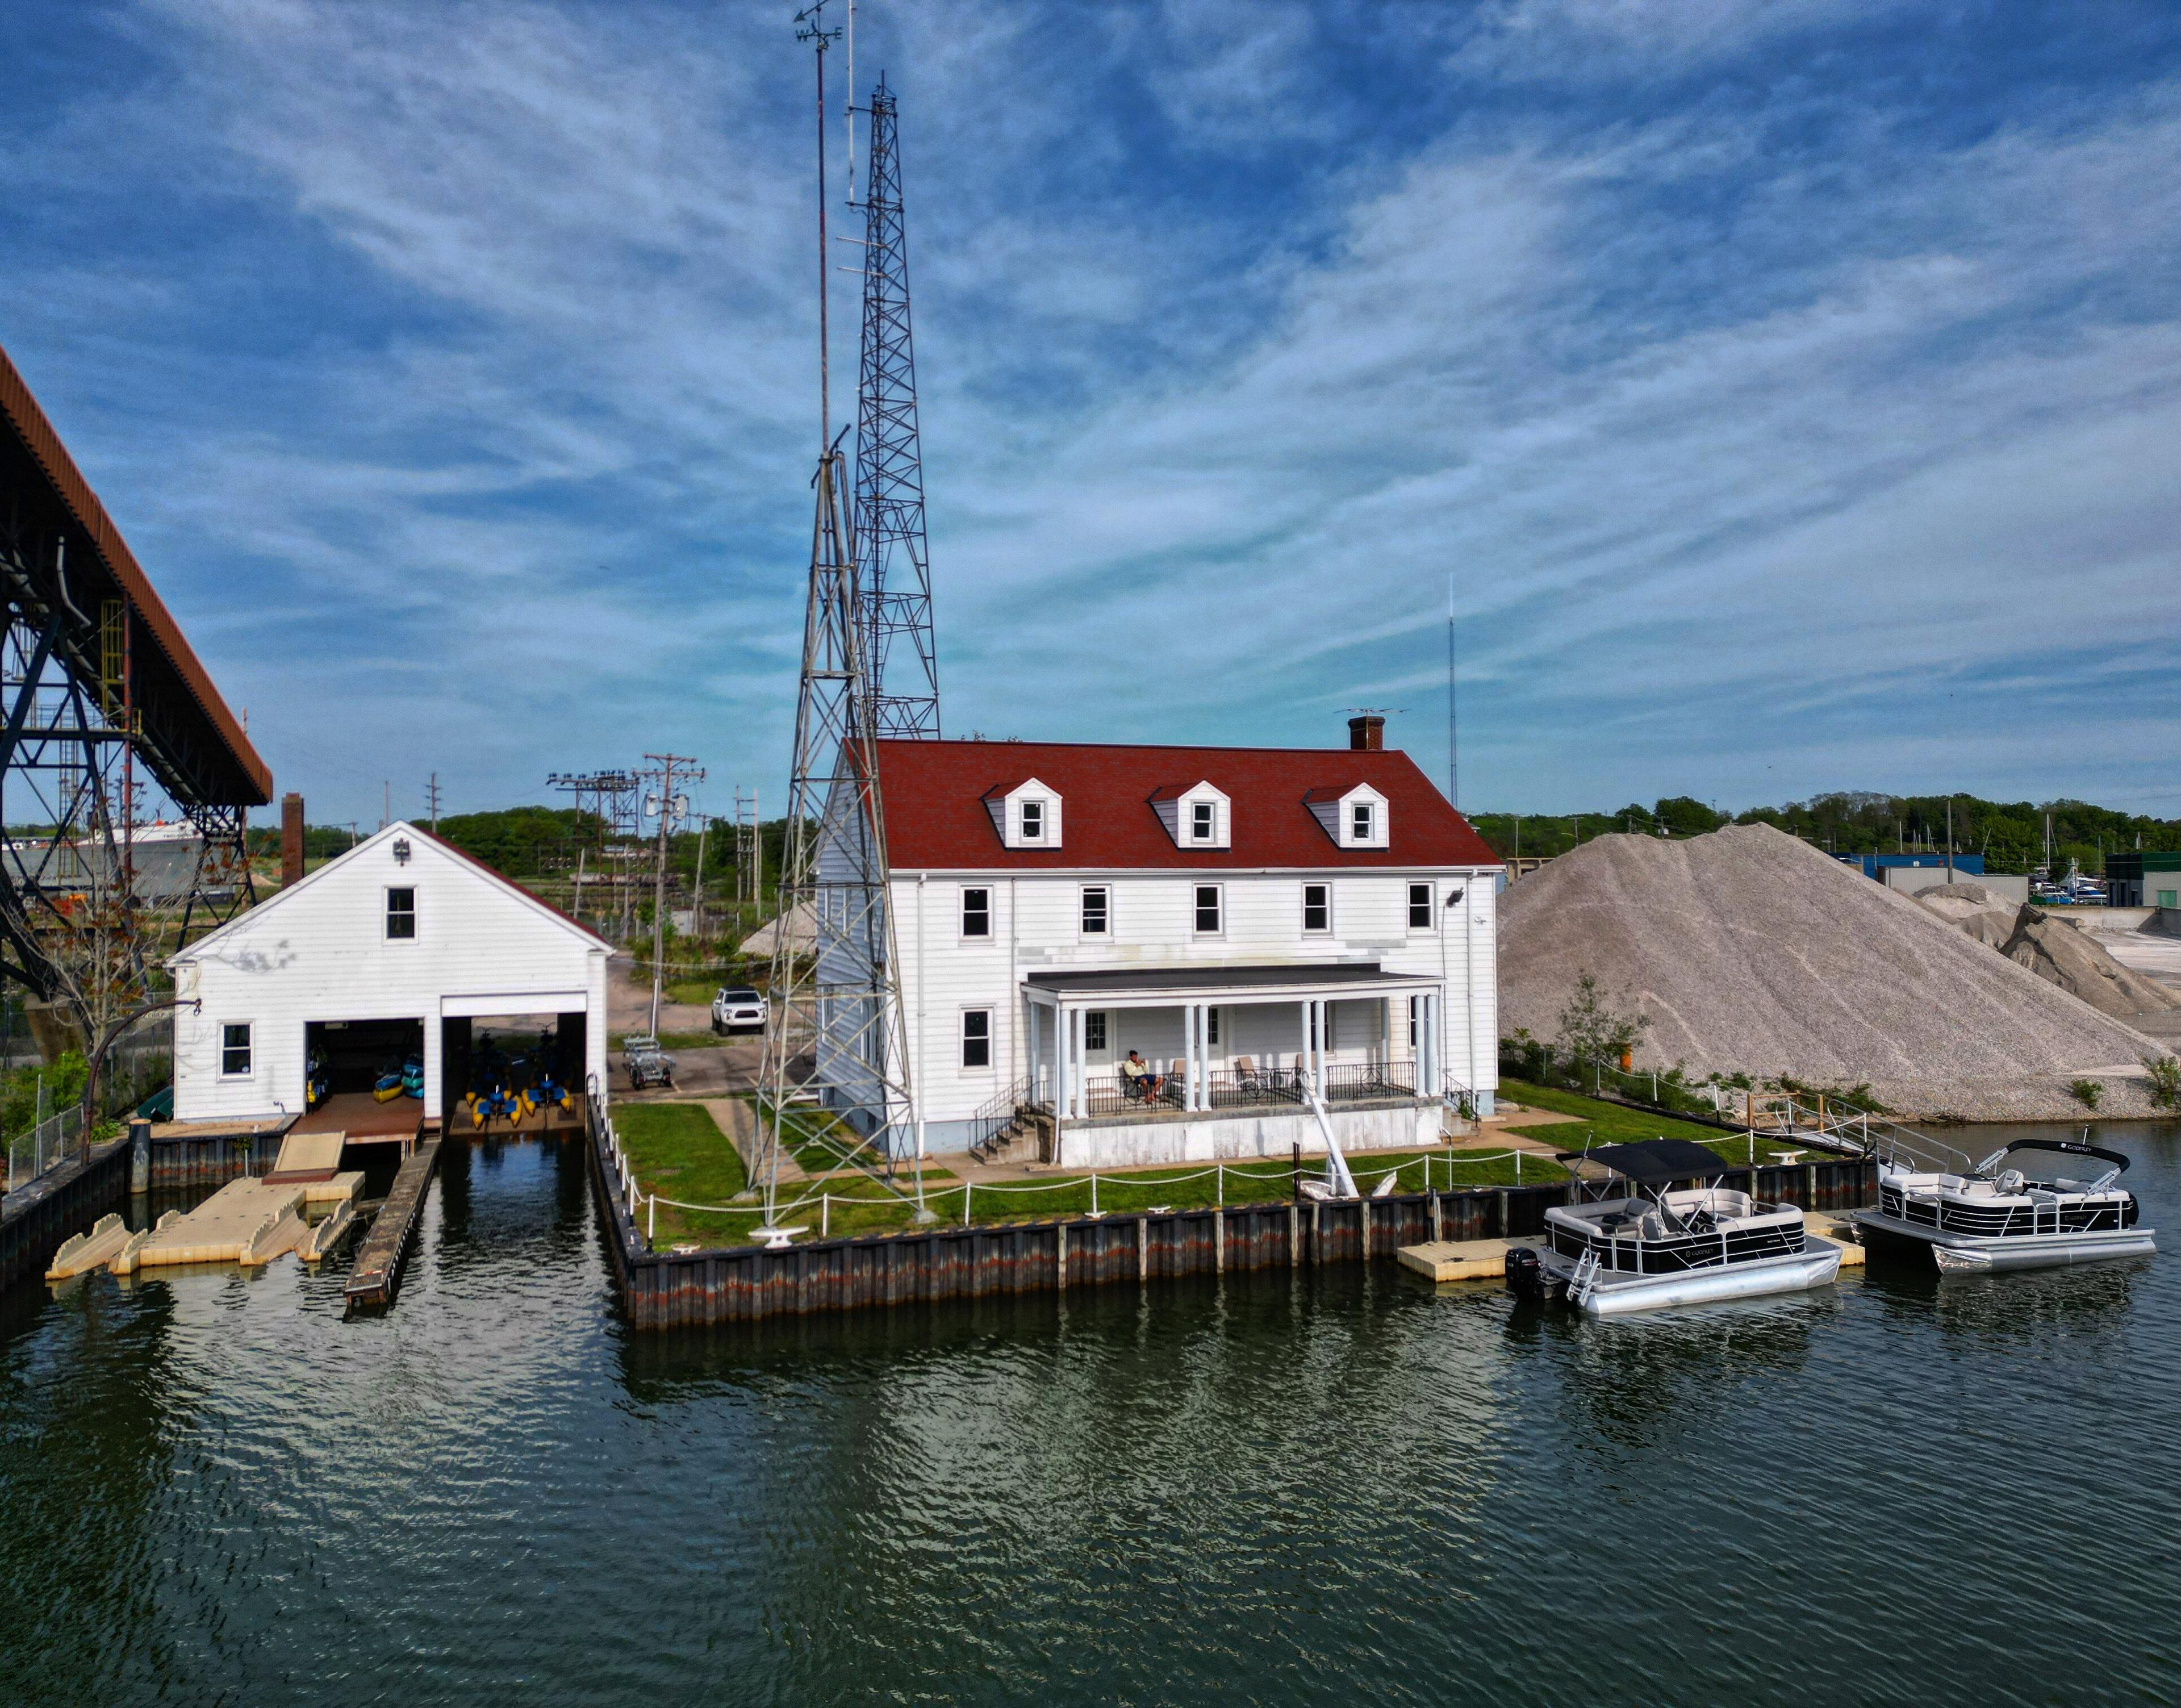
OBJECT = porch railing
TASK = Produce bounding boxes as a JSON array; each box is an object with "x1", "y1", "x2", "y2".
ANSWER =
[{"x1": 1068, "y1": 1060, "x2": 1422, "y2": 1118}]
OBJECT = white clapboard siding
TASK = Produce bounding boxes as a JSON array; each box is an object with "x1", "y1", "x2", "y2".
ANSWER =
[
  {"x1": 886, "y1": 865, "x2": 1500, "y2": 1129},
  {"x1": 169, "y1": 822, "x2": 609, "y2": 1122}
]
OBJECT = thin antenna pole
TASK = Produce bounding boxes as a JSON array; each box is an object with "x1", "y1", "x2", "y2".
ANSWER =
[
  {"x1": 796, "y1": 1, "x2": 843, "y2": 450},
  {"x1": 1446, "y1": 574, "x2": 1459, "y2": 812}
]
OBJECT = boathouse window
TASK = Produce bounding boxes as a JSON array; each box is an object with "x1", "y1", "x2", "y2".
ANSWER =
[
  {"x1": 1206, "y1": 1007, "x2": 1220, "y2": 1045},
  {"x1": 962, "y1": 886, "x2": 991, "y2": 938},
  {"x1": 1085, "y1": 1010, "x2": 1108, "y2": 1053},
  {"x1": 1194, "y1": 884, "x2": 1223, "y2": 934},
  {"x1": 961, "y1": 1009, "x2": 992, "y2": 1070},
  {"x1": 1020, "y1": 800, "x2": 1044, "y2": 842},
  {"x1": 1302, "y1": 882, "x2": 1330, "y2": 933},
  {"x1": 1192, "y1": 801, "x2": 1215, "y2": 841},
  {"x1": 1409, "y1": 883, "x2": 1432, "y2": 929},
  {"x1": 220, "y1": 1022, "x2": 252, "y2": 1078},
  {"x1": 386, "y1": 887, "x2": 416, "y2": 940},
  {"x1": 1352, "y1": 802, "x2": 1373, "y2": 841},
  {"x1": 1080, "y1": 884, "x2": 1109, "y2": 936}
]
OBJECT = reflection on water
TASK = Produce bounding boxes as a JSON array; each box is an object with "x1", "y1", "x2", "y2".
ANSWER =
[{"x1": 3, "y1": 1123, "x2": 2180, "y2": 1706}]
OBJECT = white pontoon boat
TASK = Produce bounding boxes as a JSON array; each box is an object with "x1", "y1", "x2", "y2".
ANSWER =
[
  {"x1": 1507, "y1": 1138, "x2": 1843, "y2": 1317},
  {"x1": 1852, "y1": 1138, "x2": 2154, "y2": 1273}
]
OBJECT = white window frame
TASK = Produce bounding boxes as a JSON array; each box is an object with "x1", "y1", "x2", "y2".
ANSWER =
[
  {"x1": 385, "y1": 885, "x2": 417, "y2": 942},
  {"x1": 219, "y1": 1021, "x2": 254, "y2": 1079},
  {"x1": 1408, "y1": 882, "x2": 1435, "y2": 932},
  {"x1": 960, "y1": 886, "x2": 992, "y2": 940},
  {"x1": 1079, "y1": 883, "x2": 1110, "y2": 938},
  {"x1": 1351, "y1": 801, "x2": 1373, "y2": 841},
  {"x1": 1302, "y1": 882, "x2": 1331, "y2": 934},
  {"x1": 1084, "y1": 1010, "x2": 1109, "y2": 1054},
  {"x1": 1191, "y1": 800, "x2": 1216, "y2": 842},
  {"x1": 1020, "y1": 799, "x2": 1044, "y2": 842},
  {"x1": 960, "y1": 1008, "x2": 993, "y2": 1071},
  {"x1": 1192, "y1": 883, "x2": 1223, "y2": 936}
]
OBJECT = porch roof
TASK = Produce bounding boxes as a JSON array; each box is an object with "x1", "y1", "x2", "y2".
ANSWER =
[{"x1": 1023, "y1": 961, "x2": 1437, "y2": 1004}]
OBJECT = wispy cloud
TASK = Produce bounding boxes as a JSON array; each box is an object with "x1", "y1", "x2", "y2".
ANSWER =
[{"x1": 0, "y1": 0, "x2": 2175, "y2": 822}]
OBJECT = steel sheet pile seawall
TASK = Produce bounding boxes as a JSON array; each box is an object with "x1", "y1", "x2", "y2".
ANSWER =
[{"x1": 584, "y1": 1105, "x2": 1877, "y2": 1328}]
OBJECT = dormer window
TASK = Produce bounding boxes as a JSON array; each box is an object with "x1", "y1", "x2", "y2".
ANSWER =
[
  {"x1": 1151, "y1": 782, "x2": 1230, "y2": 849},
  {"x1": 1305, "y1": 782, "x2": 1390, "y2": 849},
  {"x1": 984, "y1": 779, "x2": 1063, "y2": 849}
]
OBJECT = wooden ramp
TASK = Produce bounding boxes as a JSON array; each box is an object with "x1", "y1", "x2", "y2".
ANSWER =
[{"x1": 345, "y1": 1138, "x2": 441, "y2": 1308}]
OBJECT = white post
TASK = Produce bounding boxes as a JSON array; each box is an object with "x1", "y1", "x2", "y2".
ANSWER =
[
  {"x1": 1298, "y1": 999, "x2": 1311, "y2": 1097},
  {"x1": 822, "y1": 1193, "x2": 830, "y2": 1237},
  {"x1": 1056, "y1": 1001, "x2": 1071, "y2": 1118},
  {"x1": 1072, "y1": 1004, "x2": 1087, "y2": 1118}
]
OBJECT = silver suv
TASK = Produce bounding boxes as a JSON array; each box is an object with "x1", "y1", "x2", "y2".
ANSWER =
[{"x1": 712, "y1": 986, "x2": 770, "y2": 1035}]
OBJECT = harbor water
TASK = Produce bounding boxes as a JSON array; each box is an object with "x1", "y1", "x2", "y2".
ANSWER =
[{"x1": 4, "y1": 1121, "x2": 2178, "y2": 1705}]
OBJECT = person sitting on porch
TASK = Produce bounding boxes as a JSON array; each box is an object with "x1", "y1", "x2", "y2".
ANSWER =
[{"x1": 1121, "y1": 1051, "x2": 1163, "y2": 1101}]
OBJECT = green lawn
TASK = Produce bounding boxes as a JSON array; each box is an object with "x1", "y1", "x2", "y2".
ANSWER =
[
  {"x1": 1498, "y1": 1078, "x2": 1780, "y2": 1168},
  {"x1": 620, "y1": 1095, "x2": 1573, "y2": 1248}
]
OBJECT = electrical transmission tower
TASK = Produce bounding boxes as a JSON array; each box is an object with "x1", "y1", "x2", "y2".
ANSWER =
[
  {"x1": 850, "y1": 74, "x2": 941, "y2": 737},
  {"x1": 755, "y1": 5, "x2": 927, "y2": 1231}
]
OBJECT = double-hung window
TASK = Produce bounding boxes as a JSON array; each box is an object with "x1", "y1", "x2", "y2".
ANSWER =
[
  {"x1": 1352, "y1": 802, "x2": 1374, "y2": 841},
  {"x1": 962, "y1": 886, "x2": 991, "y2": 938},
  {"x1": 386, "y1": 887, "x2": 416, "y2": 940},
  {"x1": 1080, "y1": 884, "x2": 1109, "y2": 937},
  {"x1": 1193, "y1": 884, "x2": 1222, "y2": 934},
  {"x1": 1408, "y1": 996, "x2": 1420, "y2": 1049},
  {"x1": 1084, "y1": 1011, "x2": 1108, "y2": 1053},
  {"x1": 1302, "y1": 882, "x2": 1330, "y2": 933},
  {"x1": 962, "y1": 1009, "x2": 992, "y2": 1069},
  {"x1": 1409, "y1": 882, "x2": 1434, "y2": 929},
  {"x1": 1192, "y1": 801, "x2": 1215, "y2": 842},
  {"x1": 1020, "y1": 800, "x2": 1044, "y2": 842},
  {"x1": 1206, "y1": 1008, "x2": 1220, "y2": 1045},
  {"x1": 220, "y1": 1022, "x2": 253, "y2": 1078}
]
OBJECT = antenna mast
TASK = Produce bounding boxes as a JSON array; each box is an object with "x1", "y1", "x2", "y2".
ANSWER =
[
  {"x1": 757, "y1": 3, "x2": 929, "y2": 1231},
  {"x1": 850, "y1": 74, "x2": 942, "y2": 736},
  {"x1": 1446, "y1": 574, "x2": 1459, "y2": 811}
]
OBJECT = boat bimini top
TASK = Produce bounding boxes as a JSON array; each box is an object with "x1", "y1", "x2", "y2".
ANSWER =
[
  {"x1": 1966, "y1": 1139, "x2": 2130, "y2": 1194},
  {"x1": 1555, "y1": 1138, "x2": 1733, "y2": 1187}
]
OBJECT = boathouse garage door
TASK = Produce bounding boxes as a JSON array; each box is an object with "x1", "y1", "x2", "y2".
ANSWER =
[
  {"x1": 438, "y1": 993, "x2": 590, "y2": 1129},
  {"x1": 308, "y1": 1018, "x2": 425, "y2": 1097}
]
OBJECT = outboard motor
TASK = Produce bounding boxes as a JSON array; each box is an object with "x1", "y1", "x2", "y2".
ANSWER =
[{"x1": 1505, "y1": 1244, "x2": 1547, "y2": 1301}]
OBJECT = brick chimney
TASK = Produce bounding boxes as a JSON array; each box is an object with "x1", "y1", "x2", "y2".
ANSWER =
[
  {"x1": 281, "y1": 792, "x2": 304, "y2": 887},
  {"x1": 1347, "y1": 715, "x2": 1384, "y2": 752}
]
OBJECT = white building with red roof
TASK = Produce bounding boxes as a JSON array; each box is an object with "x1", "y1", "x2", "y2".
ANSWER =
[{"x1": 827, "y1": 716, "x2": 1500, "y2": 1167}]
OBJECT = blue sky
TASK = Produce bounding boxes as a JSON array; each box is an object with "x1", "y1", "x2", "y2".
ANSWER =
[{"x1": 2, "y1": 0, "x2": 2177, "y2": 828}]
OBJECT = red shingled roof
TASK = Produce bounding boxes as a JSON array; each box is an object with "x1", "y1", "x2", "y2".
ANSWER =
[{"x1": 874, "y1": 740, "x2": 1499, "y2": 870}]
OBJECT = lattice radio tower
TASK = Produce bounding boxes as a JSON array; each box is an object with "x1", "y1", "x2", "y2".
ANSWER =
[
  {"x1": 754, "y1": 0, "x2": 927, "y2": 1230},
  {"x1": 849, "y1": 73, "x2": 941, "y2": 736}
]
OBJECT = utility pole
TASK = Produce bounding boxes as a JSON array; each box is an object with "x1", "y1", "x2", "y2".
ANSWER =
[
  {"x1": 1945, "y1": 798, "x2": 1954, "y2": 885},
  {"x1": 642, "y1": 753, "x2": 705, "y2": 1037},
  {"x1": 425, "y1": 772, "x2": 441, "y2": 831},
  {"x1": 692, "y1": 814, "x2": 709, "y2": 946},
  {"x1": 382, "y1": 780, "x2": 390, "y2": 832}
]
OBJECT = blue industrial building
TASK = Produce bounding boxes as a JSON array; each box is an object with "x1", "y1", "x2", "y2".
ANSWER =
[{"x1": 1833, "y1": 853, "x2": 1986, "y2": 880}]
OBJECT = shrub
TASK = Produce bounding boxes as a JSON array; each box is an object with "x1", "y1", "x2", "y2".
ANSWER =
[
  {"x1": 1556, "y1": 974, "x2": 1652, "y2": 1068},
  {"x1": 2145, "y1": 1055, "x2": 2181, "y2": 1113},
  {"x1": 2068, "y1": 1078, "x2": 2104, "y2": 1112}
]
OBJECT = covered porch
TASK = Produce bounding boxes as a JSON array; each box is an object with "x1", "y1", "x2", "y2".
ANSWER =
[{"x1": 1017, "y1": 963, "x2": 1454, "y2": 1169}]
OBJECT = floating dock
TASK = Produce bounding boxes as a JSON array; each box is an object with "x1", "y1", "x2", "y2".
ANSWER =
[
  {"x1": 1394, "y1": 1217, "x2": 1865, "y2": 1285},
  {"x1": 344, "y1": 1138, "x2": 440, "y2": 1308}
]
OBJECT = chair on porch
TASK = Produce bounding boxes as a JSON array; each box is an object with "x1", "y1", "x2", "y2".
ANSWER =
[
  {"x1": 1168, "y1": 1059, "x2": 1189, "y2": 1108},
  {"x1": 1232, "y1": 1055, "x2": 1264, "y2": 1101}
]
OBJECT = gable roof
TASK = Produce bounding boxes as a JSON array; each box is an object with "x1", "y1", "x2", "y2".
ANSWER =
[
  {"x1": 872, "y1": 740, "x2": 1499, "y2": 871},
  {"x1": 169, "y1": 820, "x2": 612, "y2": 963}
]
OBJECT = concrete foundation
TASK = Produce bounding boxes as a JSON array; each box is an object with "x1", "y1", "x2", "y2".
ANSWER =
[{"x1": 1050, "y1": 1099, "x2": 1441, "y2": 1170}]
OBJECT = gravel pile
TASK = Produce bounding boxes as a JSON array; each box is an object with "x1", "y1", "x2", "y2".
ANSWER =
[{"x1": 1501, "y1": 824, "x2": 2169, "y2": 1120}]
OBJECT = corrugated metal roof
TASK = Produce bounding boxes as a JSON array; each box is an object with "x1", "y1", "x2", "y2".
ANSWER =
[
  {"x1": 874, "y1": 739, "x2": 1499, "y2": 871},
  {"x1": 0, "y1": 340, "x2": 271, "y2": 805}
]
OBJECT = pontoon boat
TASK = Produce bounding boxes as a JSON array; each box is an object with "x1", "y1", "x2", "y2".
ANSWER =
[
  {"x1": 1852, "y1": 1138, "x2": 2153, "y2": 1273},
  {"x1": 1507, "y1": 1138, "x2": 1844, "y2": 1316}
]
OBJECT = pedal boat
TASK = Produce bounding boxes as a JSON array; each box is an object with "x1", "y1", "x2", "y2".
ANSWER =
[
  {"x1": 1852, "y1": 1138, "x2": 2153, "y2": 1274},
  {"x1": 1515, "y1": 1138, "x2": 1842, "y2": 1316}
]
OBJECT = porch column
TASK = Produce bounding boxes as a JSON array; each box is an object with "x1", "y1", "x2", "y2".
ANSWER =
[
  {"x1": 1071, "y1": 1004, "x2": 1087, "y2": 1118},
  {"x1": 1055, "y1": 1001, "x2": 1071, "y2": 1118},
  {"x1": 1298, "y1": 1000, "x2": 1312, "y2": 1095},
  {"x1": 1029, "y1": 999, "x2": 1042, "y2": 1103},
  {"x1": 1193, "y1": 1003, "x2": 1207, "y2": 1110}
]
